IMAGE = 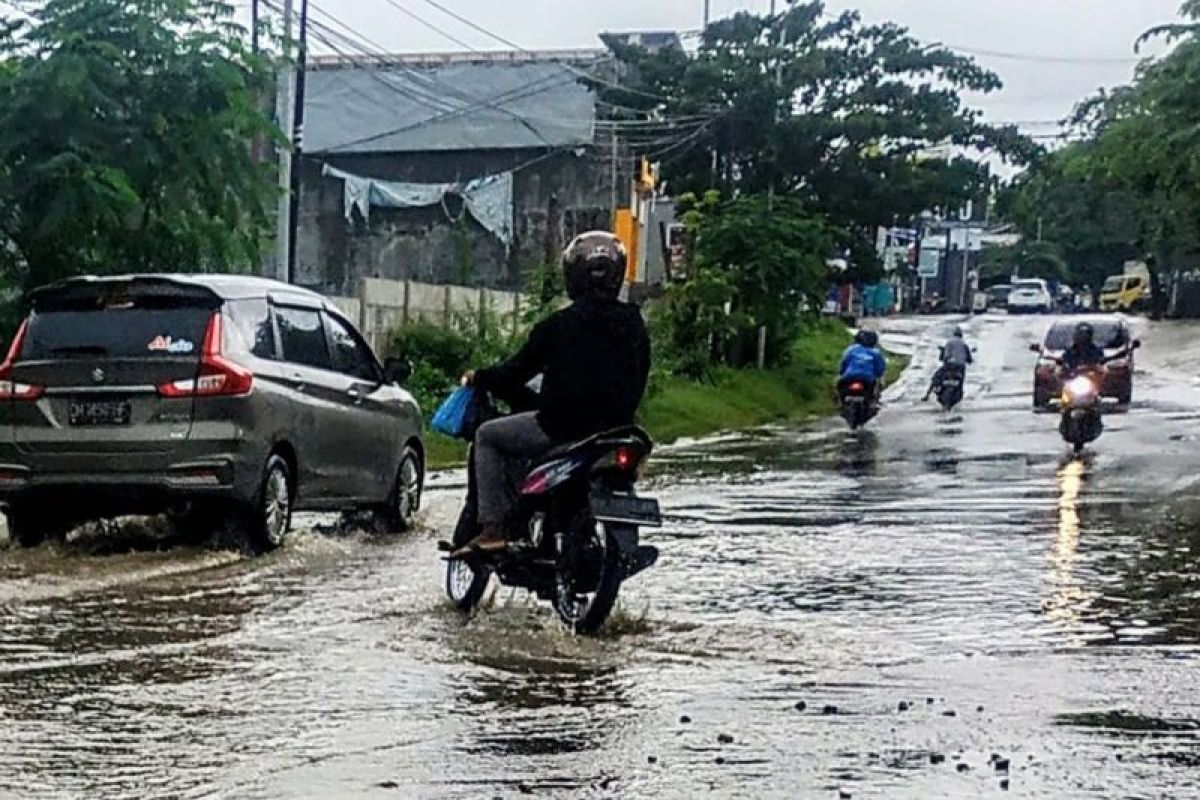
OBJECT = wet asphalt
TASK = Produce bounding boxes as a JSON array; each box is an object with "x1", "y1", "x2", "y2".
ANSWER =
[{"x1": 2, "y1": 313, "x2": 1200, "y2": 799}]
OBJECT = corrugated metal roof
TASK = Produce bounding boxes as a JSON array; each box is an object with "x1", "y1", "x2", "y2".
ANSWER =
[{"x1": 304, "y1": 59, "x2": 599, "y2": 154}]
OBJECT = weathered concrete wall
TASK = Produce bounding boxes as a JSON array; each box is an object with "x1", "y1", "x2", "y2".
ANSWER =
[
  {"x1": 296, "y1": 148, "x2": 623, "y2": 296},
  {"x1": 331, "y1": 277, "x2": 525, "y2": 354}
]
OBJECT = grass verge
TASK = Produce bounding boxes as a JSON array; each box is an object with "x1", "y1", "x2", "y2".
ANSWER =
[{"x1": 424, "y1": 318, "x2": 909, "y2": 468}]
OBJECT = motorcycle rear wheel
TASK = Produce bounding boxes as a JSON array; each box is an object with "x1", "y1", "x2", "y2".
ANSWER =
[{"x1": 553, "y1": 521, "x2": 623, "y2": 635}]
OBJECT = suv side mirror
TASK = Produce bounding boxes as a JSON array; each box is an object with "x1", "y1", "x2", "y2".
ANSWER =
[
  {"x1": 1131, "y1": 339, "x2": 1142, "y2": 350},
  {"x1": 1029, "y1": 343, "x2": 1042, "y2": 354},
  {"x1": 384, "y1": 357, "x2": 412, "y2": 385}
]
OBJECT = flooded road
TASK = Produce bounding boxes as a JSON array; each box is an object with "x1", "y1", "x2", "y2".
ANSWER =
[{"x1": 3, "y1": 313, "x2": 1200, "y2": 799}]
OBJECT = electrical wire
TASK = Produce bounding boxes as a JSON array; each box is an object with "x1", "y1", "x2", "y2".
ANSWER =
[
  {"x1": 412, "y1": 0, "x2": 674, "y2": 103},
  {"x1": 376, "y1": 0, "x2": 477, "y2": 52}
]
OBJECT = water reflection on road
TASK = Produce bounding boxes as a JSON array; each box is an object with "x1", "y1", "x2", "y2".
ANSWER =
[{"x1": 1, "y1": 314, "x2": 1200, "y2": 798}]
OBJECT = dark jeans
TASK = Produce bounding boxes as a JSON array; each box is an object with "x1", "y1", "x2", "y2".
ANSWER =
[{"x1": 474, "y1": 412, "x2": 555, "y2": 527}]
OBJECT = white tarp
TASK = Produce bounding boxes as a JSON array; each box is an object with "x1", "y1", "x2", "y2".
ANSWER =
[{"x1": 322, "y1": 165, "x2": 514, "y2": 249}]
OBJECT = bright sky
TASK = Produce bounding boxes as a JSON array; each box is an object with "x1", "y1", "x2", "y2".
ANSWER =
[{"x1": 295, "y1": 0, "x2": 1185, "y2": 137}]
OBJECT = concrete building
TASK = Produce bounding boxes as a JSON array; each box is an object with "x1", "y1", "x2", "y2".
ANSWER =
[{"x1": 294, "y1": 50, "x2": 626, "y2": 295}]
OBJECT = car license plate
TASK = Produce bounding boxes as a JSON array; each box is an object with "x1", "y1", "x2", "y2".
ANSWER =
[
  {"x1": 591, "y1": 492, "x2": 662, "y2": 527},
  {"x1": 69, "y1": 399, "x2": 132, "y2": 426}
]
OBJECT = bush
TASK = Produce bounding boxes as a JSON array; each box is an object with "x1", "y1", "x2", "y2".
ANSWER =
[{"x1": 385, "y1": 304, "x2": 520, "y2": 415}]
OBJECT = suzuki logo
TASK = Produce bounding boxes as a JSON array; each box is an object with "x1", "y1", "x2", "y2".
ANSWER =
[{"x1": 91, "y1": 368, "x2": 106, "y2": 384}]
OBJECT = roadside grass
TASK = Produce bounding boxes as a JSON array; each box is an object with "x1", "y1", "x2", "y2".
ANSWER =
[{"x1": 423, "y1": 318, "x2": 911, "y2": 468}]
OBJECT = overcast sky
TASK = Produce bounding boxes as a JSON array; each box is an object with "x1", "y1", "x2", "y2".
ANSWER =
[{"x1": 301, "y1": 0, "x2": 1184, "y2": 136}]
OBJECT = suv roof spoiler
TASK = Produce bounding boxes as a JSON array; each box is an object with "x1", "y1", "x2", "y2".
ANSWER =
[{"x1": 30, "y1": 276, "x2": 222, "y2": 312}]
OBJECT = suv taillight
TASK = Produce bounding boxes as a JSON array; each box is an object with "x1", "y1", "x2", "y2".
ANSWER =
[
  {"x1": 157, "y1": 312, "x2": 253, "y2": 398},
  {"x1": 0, "y1": 320, "x2": 44, "y2": 401}
]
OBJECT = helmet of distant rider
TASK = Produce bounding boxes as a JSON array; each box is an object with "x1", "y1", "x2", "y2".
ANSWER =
[
  {"x1": 562, "y1": 231, "x2": 627, "y2": 302},
  {"x1": 1073, "y1": 322, "x2": 1095, "y2": 346},
  {"x1": 952, "y1": 326, "x2": 964, "y2": 338},
  {"x1": 855, "y1": 330, "x2": 879, "y2": 348}
]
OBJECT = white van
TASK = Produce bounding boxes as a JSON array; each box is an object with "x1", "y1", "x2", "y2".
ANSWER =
[{"x1": 1007, "y1": 279, "x2": 1054, "y2": 314}]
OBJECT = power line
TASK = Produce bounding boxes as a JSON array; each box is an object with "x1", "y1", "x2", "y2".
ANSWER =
[
  {"x1": 942, "y1": 43, "x2": 1141, "y2": 66},
  {"x1": 376, "y1": 0, "x2": 477, "y2": 52},
  {"x1": 412, "y1": 0, "x2": 674, "y2": 103}
]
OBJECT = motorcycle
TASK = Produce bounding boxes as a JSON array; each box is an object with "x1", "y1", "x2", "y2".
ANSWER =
[
  {"x1": 936, "y1": 366, "x2": 965, "y2": 411},
  {"x1": 1035, "y1": 340, "x2": 1140, "y2": 454},
  {"x1": 839, "y1": 379, "x2": 878, "y2": 430},
  {"x1": 441, "y1": 391, "x2": 662, "y2": 635},
  {"x1": 1056, "y1": 367, "x2": 1105, "y2": 454}
]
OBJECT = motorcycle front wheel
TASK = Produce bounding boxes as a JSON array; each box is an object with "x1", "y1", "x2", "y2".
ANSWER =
[
  {"x1": 446, "y1": 558, "x2": 490, "y2": 611},
  {"x1": 553, "y1": 521, "x2": 623, "y2": 635}
]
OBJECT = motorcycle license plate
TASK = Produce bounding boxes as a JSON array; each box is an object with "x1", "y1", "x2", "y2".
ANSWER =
[{"x1": 591, "y1": 492, "x2": 662, "y2": 527}]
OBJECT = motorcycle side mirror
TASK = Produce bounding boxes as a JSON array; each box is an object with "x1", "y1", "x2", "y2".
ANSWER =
[
  {"x1": 1131, "y1": 339, "x2": 1142, "y2": 350},
  {"x1": 383, "y1": 357, "x2": 412, "y2": 385}
]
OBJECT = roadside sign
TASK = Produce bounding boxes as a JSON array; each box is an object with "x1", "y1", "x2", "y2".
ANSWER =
[{"x1": 917, "y1": 248, "x2": 940, "y2": 278}]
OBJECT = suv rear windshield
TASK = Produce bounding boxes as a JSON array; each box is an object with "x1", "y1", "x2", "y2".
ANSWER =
[
  {"x1": 20, "y1": 305, "x2": 211, "y2": 360},
  {"x1": 1014, "y1": 281, "x2": 1044, "y2": 291},
  {"x1": 1045, "y1": 323, "x2": 1127, "y2": 350}
]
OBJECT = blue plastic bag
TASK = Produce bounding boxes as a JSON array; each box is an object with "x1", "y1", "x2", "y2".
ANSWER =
[{"x1": 431, "y1": 386, "x2": 475, "y2": 439}]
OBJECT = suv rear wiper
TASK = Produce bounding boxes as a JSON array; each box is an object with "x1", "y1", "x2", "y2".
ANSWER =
[{"x1": 49, "y1": 345, "x2": 109, "y2": 356}]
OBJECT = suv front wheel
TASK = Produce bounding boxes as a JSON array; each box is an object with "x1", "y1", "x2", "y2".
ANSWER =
[
  {"x1": 227, "y1": 455, "x2": 294, "y2": 553},
  {"x1": 375, "y1": 445, "x2": 423, "y2": 533}
]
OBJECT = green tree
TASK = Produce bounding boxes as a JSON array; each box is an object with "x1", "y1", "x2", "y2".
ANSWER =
[
  {"x1": 0, "y1": 0, "x2": 278, "y2": 295},
  {"x1": 606, "y1": 2, "x2": 1035, "y2": 281},
  {"x1": 997, "y1": 142, "x2": 1142, "y2": 296},
  {"x1": 656, "y1": 191, "x2": 833, "y2": 374}
]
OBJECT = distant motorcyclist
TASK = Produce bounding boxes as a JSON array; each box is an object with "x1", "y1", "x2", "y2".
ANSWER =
[
  {"x1": 838, "y1": 330, "x2": 887, "y2": 402},
  {"x1": 1061, "y1": 322, "x2": 1105, "y2": 371},
  {"x1": 451, "y1": 232, "x2": 651, "y2": 559},
  {"x1": 924, "y1": 326, "x2": 973, "y2": 401}
]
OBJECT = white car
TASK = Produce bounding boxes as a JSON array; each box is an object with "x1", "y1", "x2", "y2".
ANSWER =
[{"x1": 1007, "y1": 279, "x2": 1054, "y2": 314}]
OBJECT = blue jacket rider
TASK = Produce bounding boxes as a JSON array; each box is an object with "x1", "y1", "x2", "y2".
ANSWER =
[{"x1": 839, "y1": 330, "x2": 887, "y2": 390}]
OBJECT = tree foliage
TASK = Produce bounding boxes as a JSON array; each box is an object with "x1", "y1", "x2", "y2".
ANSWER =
[
  {"x1": 653, "y1": 191, "x2": 833, "y2": 375},
  {"x1": 0, "y1": 0, "x2": 278, "y2": 294},
  {"x1": 1001, "y1": 1, "x2": 1200, "y2": 310},
  {"x1": 606, "y1": 1, "x2": 1033, "y2": 281}
]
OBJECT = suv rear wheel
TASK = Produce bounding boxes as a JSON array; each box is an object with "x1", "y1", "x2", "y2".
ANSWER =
[
  {"x1": 227, "y1": 455, "x2": 293, "y2": 553},
  {"x1": 5, "y1": 505, "x2": 72, "y2": 548}
]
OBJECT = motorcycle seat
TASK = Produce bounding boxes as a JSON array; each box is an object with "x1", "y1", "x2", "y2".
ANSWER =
[{"x1": 537, "y1": 424, "x2": 652, "y2": 464}]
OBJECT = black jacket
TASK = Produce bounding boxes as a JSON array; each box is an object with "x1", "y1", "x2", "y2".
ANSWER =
[
  {"x1": 1062, "y1": 342, "x2": 1105, "y2": 371},
  {"x1": 474, "y1": 298, "x2": 651, "y2": 440}
]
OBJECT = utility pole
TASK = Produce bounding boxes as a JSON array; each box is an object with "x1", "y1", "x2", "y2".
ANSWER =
[
  {"x1": 286, "y1": 0, "x2": 310, "y2": 285},
  {"x1": 610, "y1": 127, "x2": 619, "y2": 223},
  {"x1": 274, "y1": 0, "x2": 295, "y2": 283},
  {"x1": 703, "y1": 0, "x2": 710, "y2": 29},
  {"x1": 251, "y1": 0, "x2": 260, "y2": 53}
]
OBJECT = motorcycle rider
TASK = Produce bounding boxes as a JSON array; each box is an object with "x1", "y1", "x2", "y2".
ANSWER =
[
  {"x1": 451, "y1": 232, "x2": 651, "y2": 558},
  {"x1": 1061, "y1": 322, "x2": 1105, "y2": 371},
  {"x1": 924, "y1": 326, "x2": 973, "y2": 401},
  {"x1": 838, "y1": 329, "x2": 887, "y2": 403}
]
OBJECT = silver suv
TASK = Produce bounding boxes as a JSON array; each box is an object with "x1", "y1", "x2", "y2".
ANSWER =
[{"x1": 0, "y1": 274, "x2": 424, "y2": 551}]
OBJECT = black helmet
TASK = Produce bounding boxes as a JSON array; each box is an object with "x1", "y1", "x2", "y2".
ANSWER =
[
  {"x1": 562, "y1": 231, "x2": 627, "y2": 301},
  {"x1": 855, "y1": 330, "x2": 879, "y2": 348},
  {"x1": 1074, "y1": 322, "x2": 1094, "y2": 346},
  {"x1": 952, "y1": 326, "x2": 964, "y2": 338}
]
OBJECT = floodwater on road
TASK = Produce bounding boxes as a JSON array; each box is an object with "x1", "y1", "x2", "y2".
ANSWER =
[{"x1": 2, "y1": 313, "x2": 1200, "y2": 799}]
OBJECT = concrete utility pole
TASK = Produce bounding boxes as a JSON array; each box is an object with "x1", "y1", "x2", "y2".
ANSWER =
[
  {"x1": 286, "y1": 0, "x2": 310, "y2": 285},
  {"x1": 251, "y1": 0, "x2": 260, "y2": 53},
  {"x1": 703, "y1": 0, "x2": 710, "y2": 29},
  {"x1": 274, "y1": 0, "x2": 295, "y2": 283}
]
